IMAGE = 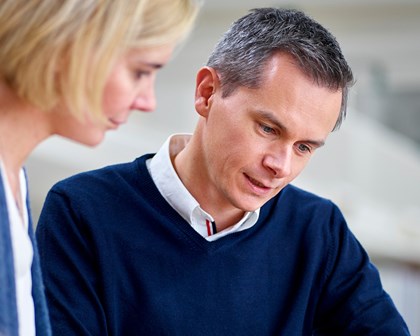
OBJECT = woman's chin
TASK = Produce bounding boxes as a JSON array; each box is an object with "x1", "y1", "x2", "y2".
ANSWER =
[{"x1": 65, "y1": 130, "x2": 106, "y2": 148}]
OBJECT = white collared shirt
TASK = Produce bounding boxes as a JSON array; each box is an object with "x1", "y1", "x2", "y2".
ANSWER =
[
  {"x1": 147, "y1": 134, "x2": 260, "y2": 242},
  {"x1": 0, "y1": 161, "x2": 35, "y2": 336}
]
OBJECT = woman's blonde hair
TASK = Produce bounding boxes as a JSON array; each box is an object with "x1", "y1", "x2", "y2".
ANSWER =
[{"x1": 0, "y1": 0, "x2": 199, "y2": 120}]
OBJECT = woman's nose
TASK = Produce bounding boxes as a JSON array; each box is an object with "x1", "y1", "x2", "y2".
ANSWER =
[{"x1": 131, "y1": 80, "x2": 157, "y2": 112}]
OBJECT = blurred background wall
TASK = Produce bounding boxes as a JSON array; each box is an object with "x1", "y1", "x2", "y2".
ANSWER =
[{"x1": 27, "y1": 0, "x2": 420, "y2": 333}]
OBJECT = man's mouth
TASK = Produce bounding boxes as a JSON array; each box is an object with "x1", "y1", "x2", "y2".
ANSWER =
[
  {"x1": 244, "y1": 173, "x2": 276, "y2": 193},
  {"x1": 247, "y1": 175, "x2": 269, "y2": 189}
]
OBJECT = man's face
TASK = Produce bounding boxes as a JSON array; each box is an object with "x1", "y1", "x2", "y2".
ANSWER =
[{"x1": 195, "y1": 53, "x2": 342, "y2": 214}]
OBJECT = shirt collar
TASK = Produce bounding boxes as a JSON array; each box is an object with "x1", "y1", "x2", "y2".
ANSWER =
[
  {"x1": 147, "y1": 134, "x2": 260, "y2": 239},
  {"x1": 147, "y1": 134, "x2": 198, "y2": 224}
]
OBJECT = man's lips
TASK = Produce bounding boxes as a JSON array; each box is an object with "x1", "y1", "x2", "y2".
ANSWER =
[
  {"x1": 248, "y1": 176, "x2": 269, "y2": 189},
  {"x1": 244, "y1": 173, "x2": 275, "y2": 191}
]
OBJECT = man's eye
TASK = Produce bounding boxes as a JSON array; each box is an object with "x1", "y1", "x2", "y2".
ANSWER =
[
  {"x1": 298, "y1": 144, "x2": 311, "y2": 153},
  {"x1": 261, "y1": 124, "x2": 274, "y2": 134}
]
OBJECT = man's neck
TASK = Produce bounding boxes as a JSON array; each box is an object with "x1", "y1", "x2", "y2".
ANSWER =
[{"x1": 173, "y1": 133, "x2": 246, "y2": 231}]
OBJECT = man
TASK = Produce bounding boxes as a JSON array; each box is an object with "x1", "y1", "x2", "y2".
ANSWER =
[{"x1": 36, "y1": 8, "x2": 410, "y2": 335}]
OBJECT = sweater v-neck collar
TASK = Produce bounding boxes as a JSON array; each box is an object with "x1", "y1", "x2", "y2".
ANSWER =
[{"x1": 135, "y1": 154, "x2": 268, "y2": 253}]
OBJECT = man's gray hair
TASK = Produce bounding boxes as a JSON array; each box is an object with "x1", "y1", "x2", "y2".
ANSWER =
[{"x1": 207, "y1": 8, "x2": 354, "y2": 131}]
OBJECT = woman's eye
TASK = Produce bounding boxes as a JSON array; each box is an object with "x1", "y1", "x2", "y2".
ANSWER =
[{"x1": 134, "y1": 70, "x2": 150, "y2": 79}]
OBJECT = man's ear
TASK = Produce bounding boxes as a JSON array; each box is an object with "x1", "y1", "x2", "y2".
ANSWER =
[{"x1": 195, "y1": 66, "x2": 220, "y2": 118}]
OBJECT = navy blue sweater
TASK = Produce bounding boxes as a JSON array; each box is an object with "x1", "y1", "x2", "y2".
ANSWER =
[{"x1": 36, "y1": 154, "x2": 409, "y2": 335}]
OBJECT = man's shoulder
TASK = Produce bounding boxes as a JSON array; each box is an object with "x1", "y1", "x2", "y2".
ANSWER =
[
  {"x1": 50, "y1": 153, "x2": 154, "y2": 196},
  {"x1": 278, "y1": 184, "x2": 334, "y2": 206},
  {"x1": 262, "y1": 184, "x2": 341, "y2": 221}
]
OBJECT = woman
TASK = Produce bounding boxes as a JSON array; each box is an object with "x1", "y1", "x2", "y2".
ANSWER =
[{"x1": 0, "y1": 0, "x2": 199, "y2": 335}]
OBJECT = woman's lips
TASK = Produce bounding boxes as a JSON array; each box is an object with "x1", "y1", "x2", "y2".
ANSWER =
[{"x1": 108, "y1": 119, "x2": 125, "y2": 129}]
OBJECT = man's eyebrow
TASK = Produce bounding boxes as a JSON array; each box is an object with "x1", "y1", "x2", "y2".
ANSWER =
[
  {"x1": 255, "y1": 110, "x2": 326, "y2": 148},
  {"x1": 306, "y1": 139, "x2": 325, "y2": 148},
  {"x1": 256, "y1": 110, "x2": 287, "y2": 132}
]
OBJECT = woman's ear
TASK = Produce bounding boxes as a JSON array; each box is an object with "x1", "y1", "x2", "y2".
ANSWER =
[{"x1": 194, "y1": 66, "x2": 220, "y2": 118}]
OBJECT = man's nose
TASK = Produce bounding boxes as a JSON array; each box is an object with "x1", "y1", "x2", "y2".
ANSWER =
[{"x1": 262, "y1": 146, "x2": 292, "y2": 178}]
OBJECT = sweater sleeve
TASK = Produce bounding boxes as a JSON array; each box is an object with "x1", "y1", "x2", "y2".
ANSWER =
[
  {"x1": 314, "y1": 203, "x2": 410, "y2": 335},
  {"x1": 36, "y1": 187, "x2": 108, "y2": 336}
]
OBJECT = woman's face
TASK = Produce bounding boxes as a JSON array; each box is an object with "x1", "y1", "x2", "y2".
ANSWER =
[{"x1": 52, "y1": 44, "x2": 174, "y2": 146}]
